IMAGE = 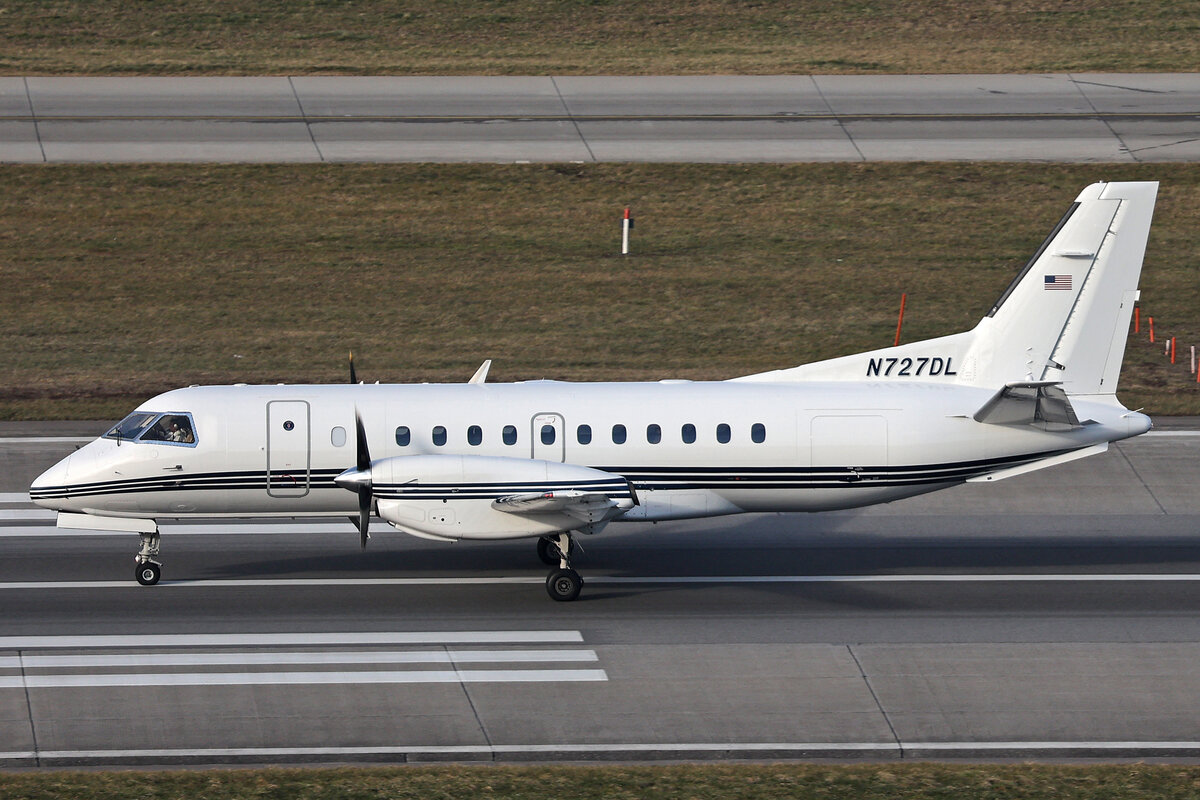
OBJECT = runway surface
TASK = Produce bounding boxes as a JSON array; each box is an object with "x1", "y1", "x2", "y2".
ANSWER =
[
  {"x1": 2, "y1": 74, "x2": 1198, "y2": 163},
  {"x1": 4, "y1": 424, "x2": 1200, "y2": 766}
]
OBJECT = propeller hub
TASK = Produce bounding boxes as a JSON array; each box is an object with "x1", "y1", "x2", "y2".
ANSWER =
[{"x1": 335, "y1": 467, "x2": 372, "y2": 492}]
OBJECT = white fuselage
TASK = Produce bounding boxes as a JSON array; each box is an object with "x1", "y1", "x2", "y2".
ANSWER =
[{"x1": 30, "y1": 379, "x2": 1149, "y2": 538}]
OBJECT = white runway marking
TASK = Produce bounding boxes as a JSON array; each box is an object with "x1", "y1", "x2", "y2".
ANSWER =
[
  {"x1": 0, "y1": 631, "x2": 583, "y2": 649},
  {"x1": 0, "y1": 649, "x2": 597, "y2": 669},
  {"x1": 1, "y1": 669, "x2": 608, "y2": 688},
  {"x1": 0, "y1": 521, "x2": 355, "y2": 536},
  {"x1": 4, "y1": 573, "x2": 1200, "y2": 592}
]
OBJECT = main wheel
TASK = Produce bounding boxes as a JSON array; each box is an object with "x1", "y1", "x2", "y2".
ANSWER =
[
  {"x1": 135, "y1": 562, "x2": 161, "y2": 586},
  {"x1": 546, "y1": 568, "x2": 583, "y2": 602}
]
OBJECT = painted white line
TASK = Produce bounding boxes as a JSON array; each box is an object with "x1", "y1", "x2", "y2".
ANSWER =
[
  {"x1": 4, "y1": 649, "x2": 597, "y2": 669},
  {"x1": 0, "y1": 437, "x2": 93, "y2": 444},
  {"x1": 16, "y1": 668, "x2": 608, "y2": 687},
  {"x1": 0, "y1": 522, "x2": 356, "y2": 536},
  {"x1": 6, "y1": 741, "x2": 1200, "y2": 764},
  {"x1": 0, "y1": 631, "x2": 584, "y2": 649},
  {"x1": 0, "y1": 493, "x2": 32, "y2": 504},
  {"x1": 0, "y1": 510, "x2": 55, "y2": 520},
  {"x1": 1144, "y1": 431, "x2": 1200, "y2": 437},
  {"x1": 5, "y1": 573, "x2": 1200, "y2": 592}
]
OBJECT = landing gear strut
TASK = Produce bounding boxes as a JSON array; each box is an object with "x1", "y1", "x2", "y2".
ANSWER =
[
  {"x1": 135, "y1": 531, "x2": 162, "y2": 586},
  {"x1": 544, "y1": 532, "x2": 583, "y2": 602}
]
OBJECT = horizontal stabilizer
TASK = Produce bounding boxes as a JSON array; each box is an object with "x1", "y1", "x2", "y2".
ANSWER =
[{"x1": 973, "y1": 381, "x2": 1083, "y2": 430}]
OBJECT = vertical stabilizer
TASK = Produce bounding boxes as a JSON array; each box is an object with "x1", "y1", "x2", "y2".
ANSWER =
[
  {"x1": 958, "y1": 181, "x2": 1157, "y2": 394},
  {"x1": 737, "y1": 181, "x2": 1158, "y2": 394}
]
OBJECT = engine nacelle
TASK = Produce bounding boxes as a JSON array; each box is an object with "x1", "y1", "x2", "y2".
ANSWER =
[{"x1": 370, "y1": 454, "x2": 636, "y2": 541}]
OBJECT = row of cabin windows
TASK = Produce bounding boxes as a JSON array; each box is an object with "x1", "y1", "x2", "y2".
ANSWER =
[{"x1": 395, "y1": 422, "x2": 767, "y2": 447}]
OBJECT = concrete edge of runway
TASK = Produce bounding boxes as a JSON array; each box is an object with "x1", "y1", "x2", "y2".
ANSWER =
[{"x1": 8, "y1": 741, "x2": 1200, "y2": 768}]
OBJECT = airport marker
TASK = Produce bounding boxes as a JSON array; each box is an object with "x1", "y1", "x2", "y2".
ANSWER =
[
  {"x1": 1149, "y1": 316, "x2": 1155, "y2": 343},
  {"x1": 894, "y1": 293, "x2": 907, "y2": 347},
  {"x1": 1134, "y1": 306, "x2": 1140, "y2": 333},
  {"x1": 621, "y1": 207, "x2": 633, "y2": 255},
  {"x1": 1171, "y1": 337, "x2": 1176, "y2": 364}
]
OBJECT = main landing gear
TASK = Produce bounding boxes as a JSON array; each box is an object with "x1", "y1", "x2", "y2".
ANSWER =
[
  {"x1": 540, "y1": 533, "x2": 582, "y2": 602},
  {"x1": 135, "y1": 531, "x2": 162, "y2": 586}
]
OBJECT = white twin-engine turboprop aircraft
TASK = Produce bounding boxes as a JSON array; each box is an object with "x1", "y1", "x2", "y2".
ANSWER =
[{"x1": 32, "y1": 181, "x2": 1158, "y2": 600}]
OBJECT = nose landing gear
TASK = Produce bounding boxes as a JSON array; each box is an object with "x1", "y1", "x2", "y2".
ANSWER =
[{"x1": 135, "y1": 531, "x2": 162, "y2": 585}]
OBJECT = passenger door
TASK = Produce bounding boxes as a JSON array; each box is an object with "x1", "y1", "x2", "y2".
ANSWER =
[{"x1": 266, "y1": 400, "x2": 311, "y2": 497}]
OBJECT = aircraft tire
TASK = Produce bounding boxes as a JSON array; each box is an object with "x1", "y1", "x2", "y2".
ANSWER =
[
  {"x1": 546, "y1": 568, "x2": 583, "y2": 602},
  {"x1": 136, "y1": 562, "x2": 161, "y2": 586}
]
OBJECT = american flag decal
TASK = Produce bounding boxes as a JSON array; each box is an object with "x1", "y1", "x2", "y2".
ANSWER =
[{"x1": 1044, "y1": 275, "x2": 1072, "y2": 291}]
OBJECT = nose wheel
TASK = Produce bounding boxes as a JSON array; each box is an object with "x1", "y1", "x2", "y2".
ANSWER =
[
  {"x1": 135, "y1": 531, "x2": 162, "y2": 586},
  {"x1": 136, "y1": 561, "x2": 161, "y2": 586},
  {"x1": 543, "y1": 532, "x2": 583, "y2": 601}
]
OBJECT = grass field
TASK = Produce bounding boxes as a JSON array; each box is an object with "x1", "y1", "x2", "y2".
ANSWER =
[
  {"x1": 1, "y1": 0, "x2": 1199, "y2": 75},
  {"x1": 1, "y1": 162, "x2": 1197, "y2": 420},
  {"x1": 6, "y1": 763, "x2": 1200, "y2": 800}
]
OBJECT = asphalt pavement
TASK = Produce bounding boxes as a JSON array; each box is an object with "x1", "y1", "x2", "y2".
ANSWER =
[
  {"x1": 2, "y1": 74, "x2": 1198, "y2": 163},
  {"x1": 4, "y1": 426, "x2": 1200, "y2": 766}
]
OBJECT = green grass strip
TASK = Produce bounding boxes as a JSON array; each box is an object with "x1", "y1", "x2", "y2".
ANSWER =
[
  {"x1": 2, "y1": 162, "x2": 1198, "y2": 419},
  {"x1": 1, "y1": 0, "x2": 1199, "y2": 75},
  {"x1": 6, "y1": 763, "x2": 1200, "y2": 800}
]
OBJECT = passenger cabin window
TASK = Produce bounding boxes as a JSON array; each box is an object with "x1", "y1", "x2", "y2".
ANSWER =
[
  {"x1": 716, "y1": 423, "x2": 731, "y2": 444},
  {"x1": 751, "y1": 423, "x2": 766, "y2": 443},
  {"x1": 395, "y1": 426, "x2": 411, "y2": 446},
  {"x1": 541, "y1": 425, "x2": 556, "y2": 445},
  {"x1": 647, "y1": 424, "x2": 661, "y2": 444},
  {"x1": 612, "y1": 424, "x2": 627, "y2": 444},
  {"x1": 433, "y1": 426, "x2": 447, "y2": 446},
  {"x1": 468, "y1": 425, "x2": 483, "y2": 446},
  {"x1": 503, "y1": 425, "x2": 518, "y2": 445},
  {"x1": 682, "y1": 423, "x2": 696, "y2": 444},
  {"x1": 131, "y1": 413, "x2": 196, "y2": 446},
  {"x1": 331, "y1": 426, "x2": 347, "y2": 447},
  {"x1": 577, "y1": 424, "x2": 592, "y2": 445}
]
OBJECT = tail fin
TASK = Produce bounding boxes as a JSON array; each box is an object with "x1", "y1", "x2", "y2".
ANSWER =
[{"x1": 736, "y1": 181, "x2": 1158, "y2": 396}]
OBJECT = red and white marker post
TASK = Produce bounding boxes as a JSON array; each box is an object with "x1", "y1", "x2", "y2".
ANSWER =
[{"x1": 621, "y1": 207, "x2": 633, "y2": 255}]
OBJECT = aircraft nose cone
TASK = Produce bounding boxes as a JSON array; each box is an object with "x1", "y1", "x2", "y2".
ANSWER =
[{"x1": 29, "y1": 454, "x2": 72, "y2": 509}]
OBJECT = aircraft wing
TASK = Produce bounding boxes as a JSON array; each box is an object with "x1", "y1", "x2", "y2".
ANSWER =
[
  {"x1": 973, "y1": 381, "x2": 1083, "y2": 430},
  {"x1": 493, "y1": 490, "x2": 625, "y2": 524}
]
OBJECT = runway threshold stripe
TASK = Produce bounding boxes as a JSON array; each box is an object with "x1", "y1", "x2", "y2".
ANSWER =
[
  {"x1": 1, "y1": 669, "x2": 608, "y2": 688},
  {"x1": 0, "y1": 649, "x2": 597, "y2": 669},
  {"x1": 6, "y1": 741, "x2": 1200, "y2": 764},
  {"x1": 5, "y1": 574, "x2": 1200, "y2": 591},
  {"x1": 0, "y1": 631, "x2": 583, "y2": 649}
]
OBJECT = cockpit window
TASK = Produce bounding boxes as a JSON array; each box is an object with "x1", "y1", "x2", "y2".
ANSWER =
[
  {"x1": 104, "y1": 412, "x2": 157, "y2": 442},
  {"x1": 104, "y1": 412, "x2": 197, "y2": 446}
]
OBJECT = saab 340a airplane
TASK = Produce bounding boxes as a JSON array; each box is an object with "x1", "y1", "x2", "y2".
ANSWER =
[{"x1": 31, "y1": 181, "x2": 1158, "y2": 601}]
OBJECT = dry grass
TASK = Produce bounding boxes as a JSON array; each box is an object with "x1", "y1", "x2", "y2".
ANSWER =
[
  {"x1": 0, "y1": 0, "x2": 1198, "y2": 75},
  {"x1": 1, "y1": 162, "x2": 1198, "y2": 419},
  {"x1": 5, "y1": 763, "x2": 1200, "y2": 799}
]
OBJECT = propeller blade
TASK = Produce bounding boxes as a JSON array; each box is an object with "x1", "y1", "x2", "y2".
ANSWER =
[
  {"x1": 355, "y1": 411, "x2": 371, "y2": 472},
  {"x1": 349, "y1": 350, "x2": 358, "y2": 385},
  {"x1": 342, "y1": 408, "x2": 371, "y2": 548},
  {"x1": 358, "y1": 484, "x2": 371, "y2": 549}
]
